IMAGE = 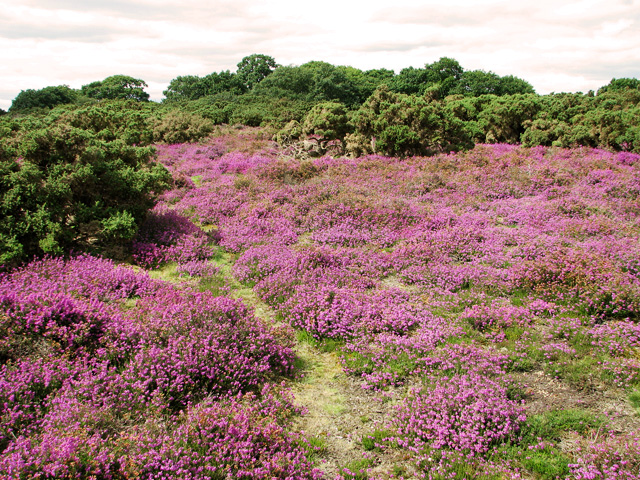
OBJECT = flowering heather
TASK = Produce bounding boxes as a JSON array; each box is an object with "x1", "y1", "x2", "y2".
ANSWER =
[
  {"x1": 132, "y1": 207, "x2": 218, "y2": 269},
  {"x1": 0, "y1": 253, "x2": 301, "y2": 478},
  {"x1": 4, "y1": 137, "x2": 640, "y2": 478},
  {"x1": 392, "y1": 373, "x2": 526, "y2": 454},
  {"x1": 569, "y1": 433, "x2": 640, "y2": 479},
  {"x1": 175, "y1": 260, "x2": 219, "y2": 278}
]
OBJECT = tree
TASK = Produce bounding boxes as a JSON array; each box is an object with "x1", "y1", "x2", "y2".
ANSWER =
[
  {"x1": 423, "y1": 57, "x2": 464, "y2": 98},
  {"x1": 163, "y1": 75, "x2": 209, "y2": 102},
  {"x1": 253, "y1": 65, "x2": 315, "y2": 99},
  {"x1": 9, "y1": 85, "x2": 79, "y2": 112},
  {"x1": 81, "y1": 75, "x2": 150, "y2": 101},
  {"x1": 389, "y1": 66, "x2": 431, "y2": 95},
  {"x1": 202, "y1": 71, "x2": 246, "y2": 96},
  {"x1": 254, "y1": 61, "x2": 361, "y2": 106},
  {"x1": 452, "y1": 70, "x2": 502, "y2": 96},
  {"x1": 236, "y1": 54, "x2": 278, "y2": 90},
  {"x1": 301, "y1": 61, "x2": 361, "y2": 106},
  {"x1": 598, "y1": 77, "x2": 640, "y2": 95},
  {"x1": 497, "y1": 75, "x2": 535, "y2": 96},
  {"x1": 163, "y1": 71, "x2": 246, "y2": 102}
]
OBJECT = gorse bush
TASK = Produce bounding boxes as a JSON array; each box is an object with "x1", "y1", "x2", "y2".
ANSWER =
[
  {"x1": 0, "y1": 103, "x2": 171, "y2": 265},
  {"x1": 347, "y1": 86, "x2": 473, "y2": 157},
  {"x1": 150, "y1": 110, "x2": 215, "y2": 144}
]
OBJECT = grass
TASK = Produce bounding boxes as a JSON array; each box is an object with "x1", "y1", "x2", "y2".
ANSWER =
[
  {"x1": 148, "y1": 262, "x2": 180, "y2": 281},
  {"x1": 339, "y1": 459, "x2": 375, "y2": 480},
  {"x1": 496, "y1": 408, "x2": 606, "y2": 479},
  {"x1": 361, "y1": 429, "x2": 392, "y2": 451},
  {"x1": 197, "y1": 274, "x2": 228, "y2": 295},
  {"x1": 546, "y1": 356, "x2": 600, "y2": 389},
  {"x1": 300, "y1": 435, "x2": 327, "y2": 462},
  {"x1": 630, "y1": 390, "x2": 640, "y2": 414},
  {"x1": 295, "y1": 329, "x2": 344, "y2": 353}
]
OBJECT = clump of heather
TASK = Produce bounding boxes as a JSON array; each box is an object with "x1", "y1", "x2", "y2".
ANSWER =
[
  {"x1": 392, "y1": 373, "x2": 526, "y2": 454},
  {"x1": 1, "y1": 386, "x2": 321, "y2": 480},
  {"x1": 569, "y1": 433, "x2": 640, "y2": 479},
  {"x1": 175, "y1": 259, "x2": 219, "y2": 278},
  {"x1": 233, "y1": 245, "x2": 299, "y2": 284},
  {"x1": 343, "y1": 337, "x2": 508, "y2": 390},
  {"x1": 279, "y1": 286, "x2": 425, "y2": 340},
  {"x1": 132, "y1": 208, "x2": 218, "y2": 269},
  {"x1": 0, "y1": 254, "x2": 159, "y2": 303},
  {"x1": 0, "y1": 253, "x2": 302, "y2": 477},
  {"x1": 219, "y1": 210, "x2": 299, "y2": 252},
  {"x1": 118, "y1": 386, "x2": 322, "y2": 480}
]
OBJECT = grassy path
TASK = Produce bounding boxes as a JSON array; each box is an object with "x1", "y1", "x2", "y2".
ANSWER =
[{"x1": 226, "y1": 269, "x2": 409, "y2": 478}]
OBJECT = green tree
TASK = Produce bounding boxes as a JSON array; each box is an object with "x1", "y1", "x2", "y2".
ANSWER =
[
  {"x1": 163, "y1": 71, "x2": 246, "y2": 102},
  {"x1": 424, "y1": 57, "x2": 464, "y2": 97},
  {"x1": 598, "y1": 77, "x2": 640, "y2": 94},
  {"x1": 202, "y1": 71, "x2": 246, "y2": 96},
  {"x1": 389, "y1": 66, "x2": 431, "y2": 95},
  {"x1": 497, "y1": 75, "x2": 536, "y2": 95},
  {"x1": 81, "y1": 75, "x2": 150, "y2": 101},
  {"x1": 236, "y1": 54, "x2": 278, "y2": 90},
  {"x1": 253, "y1": 65, "x2": 315, "y2": 99},
  {"x1": 163, "y1": 75, "x2": 209, "y2": 102},
  {"x1": 253, "y1": 61, "x2": 361, "y2": 106},
  {"x1": 9, "y1": 85, "x2": 79, "y2": 112}
]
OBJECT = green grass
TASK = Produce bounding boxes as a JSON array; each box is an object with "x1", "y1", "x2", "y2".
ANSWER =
[
  {"x1": 339, "y1": 459, "x2": 375, "y2": 480},
  {"x1": 630, "y1": 390, "x2": 640, "y2": 413},
  {"x1": 545, "y1": 356, "x2": 600, "y2": 389},
  {"x1": 300, "y1": 435, "x2": 327, "y2": 462},
  {"x1": 295, "y1": 330, "x2": 344, "y2": 353},
  {"x1": 496, "y1": 408, "x2": 606, "y2": 479},
  {"x1": 415, "y1": 449, "x2": 504, "y2": 480},
  {"x1": 361, "y1": 429, "x2": 392, "y2": 451},
  {"x1": 197, "y1": 274, "x2": 228, "y2": 295},
  {"x1": 148, "y1": 262, "x2": 179, "y2": 281}
]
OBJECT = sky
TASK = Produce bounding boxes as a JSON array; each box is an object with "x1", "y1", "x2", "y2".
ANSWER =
[{"x1": 1, "y1": 0, "x2": 639, "y2": 110}]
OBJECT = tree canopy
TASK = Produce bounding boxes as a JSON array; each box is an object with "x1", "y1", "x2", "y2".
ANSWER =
[
  {"x1": 9, "y1": 85, "x2": 79, "y2": 112},
  {"x1": 81, "y1": 75, "x2": 150, "y2": 101}
]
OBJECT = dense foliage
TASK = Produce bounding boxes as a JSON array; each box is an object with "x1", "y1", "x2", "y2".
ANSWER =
[
  {"x1": 6, "y1": 55, "x2": 640, "y2": 156},
  {"x1": 0, "y1": 101, "x2": 172, "y2": 265}
]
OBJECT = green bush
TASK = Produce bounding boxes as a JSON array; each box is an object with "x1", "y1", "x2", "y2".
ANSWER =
[
  {"x1": 151, "y1": 110, "x2": 214, "y2": 143},
  {"x1": 347, "y1": 86, "x2": 473, "y2": 157},
  {"x1": 0, "y1": 106, "x2": 171, "y2": 265},
  {"x1": 302, "y1": 101, "x2": 350, "y2": 142}
]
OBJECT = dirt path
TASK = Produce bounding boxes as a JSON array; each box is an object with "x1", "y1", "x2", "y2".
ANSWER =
[{"x1": 230, "y1": 280, "x2": 411, "y2": 478}]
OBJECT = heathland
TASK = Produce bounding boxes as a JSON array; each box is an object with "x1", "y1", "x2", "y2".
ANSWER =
[{"x1": 1, "y1": 57, "x2": 640, "y2": 479}]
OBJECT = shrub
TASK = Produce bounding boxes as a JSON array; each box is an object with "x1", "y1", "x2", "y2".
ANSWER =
[{"x1": 151, "y1": 110, "x2": 214, "y2": 143}]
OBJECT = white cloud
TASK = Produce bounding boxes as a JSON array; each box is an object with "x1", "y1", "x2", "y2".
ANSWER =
[{"x1": 1, "y1": 0, "x2": 639, "y2": 110}]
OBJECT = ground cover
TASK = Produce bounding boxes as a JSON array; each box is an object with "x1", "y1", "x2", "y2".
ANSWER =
[{"x1": 2, "y1": 128, "x2": 640, "y2": 478}]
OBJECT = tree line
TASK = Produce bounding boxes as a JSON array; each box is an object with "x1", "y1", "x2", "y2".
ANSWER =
[
  {"x1": 4, "y1": 54, "x2": 639, "y2": 157},
  {"x1": 1, "y1": 55, "x2": 638, "y2": 265}
]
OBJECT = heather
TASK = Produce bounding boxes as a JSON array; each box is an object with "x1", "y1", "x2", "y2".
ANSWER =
[
  {"x1": 0, "y1": 254, "x2": 315, "y2": 478},
  {"x1": 2, "y1": 132, "x2": 640, "y2": 478}
]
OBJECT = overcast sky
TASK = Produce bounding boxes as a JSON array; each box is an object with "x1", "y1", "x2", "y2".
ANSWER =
[{"x1": 1, "y1": 0, "x2": 639, "y2": 110}]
